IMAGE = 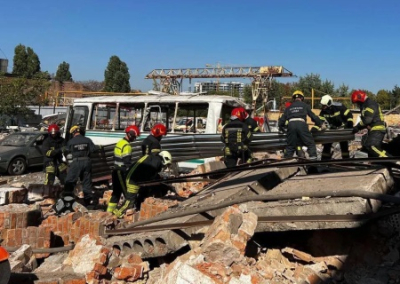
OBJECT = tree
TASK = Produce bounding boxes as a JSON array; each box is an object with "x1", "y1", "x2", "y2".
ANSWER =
[
  {"x1": 336, "y1": 83, "x2": 350, "y2": 97},
  {"x1": 76, "y1": 80, "x2": 104, "y2": 92},
  {"x1": 104, "y1": 56, "x2": 131, "y2": 92},
  {"x1": 376, "y1": 89, "x2": 390, "y2": 110},
  {"x1": 12, "y1": 44, "x2": 41, "y2": 78},
  {"x1": 0, "y1": 76, "x2": 50, "y2": 122},
  {"x1": 296, "y1": 73, "x2": 323, "y2": 96},
  {"x1": 55, "y1": 61, "x2": 72, "y2": 83},
  {"x1": 389, "y1": 85, "x2": 400, "y2": 110}
]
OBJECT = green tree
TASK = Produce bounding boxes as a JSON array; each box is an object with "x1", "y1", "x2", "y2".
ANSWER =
[
  {"x1": 104, "y1": 55, "x2": 131, "y2": 92},
  {"x1": 336, "y1": 83, "x2": 350, "y2": 97},
  {"x1": 376, "y1": 89, "x2": 390, "y2": 110},
  {"x1": 390, "y1": 85, "x2": 400, "y2": 109},
  {"x1": 55, "y1": 61, "x2": 73, "y2": 83},
  {"x1": 242, "y1": 84, "x2": 252, "y2": 104},
  {"x1": 296, "y1": 73, "x2": 323, "y2": 96},
  {"x1": 0, "y1": 76, "x2": 50, "y2": 121},
  {"x1": 12, "y1": 44, "x2": 41, "y2": 78}
]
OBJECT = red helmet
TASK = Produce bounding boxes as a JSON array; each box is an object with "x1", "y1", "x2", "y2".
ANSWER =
[
  {"x1": 231, "y1": 108, "x2": 244, "y2": 121},
  {"x1": 125, "y1": 125, "x2": 140, "y2": 137},
  {"x1": 48, "y1": 124, "x2": 60, "y2": 134},
  {"x1": 237, "y1": 107, "x2": 248, "y2": 120},
  {"x1": 351, "y1": 90, "x2": 367, "y2": 104},
  {"x1": 151, "y1": 123, "x2": 167, "y2": 137}
]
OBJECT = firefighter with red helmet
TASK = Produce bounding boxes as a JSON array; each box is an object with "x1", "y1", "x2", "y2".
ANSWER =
[
  {"x1": 237, "y1": 107, "x2": 260, "y2": 133},
  {"x1": 42, "y1": 124, "x2": 67, "y2": 185},
  {"x1": 278, "y1": 90, "x2": 323, "y2": 159},
  {"x1": 221, "y1": 108, "x2": 253, "y2": 168},
  {"x1": 351, "y1": 90, "x2": 390, "y2": 157},
  {"x1": 141, "y1": 123, "x2": 167, "y2": 156},
  {"x1": 107, "y1": 125, "x2": 140, "y2": 214}
]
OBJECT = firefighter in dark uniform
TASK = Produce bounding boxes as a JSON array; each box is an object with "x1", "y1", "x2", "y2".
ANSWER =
[
  {"x1": 319, "y1": 95, "x2": 354, "y2": 160},
  {"x1": 112, "y1": 151, "x2": 172, "y2": 218},
  {"x1": 141, "y1": 123, "x2": 167, "y2": 156},
  {"x1": 221, "y1": 108, "x2": 253, "y2": 168},
  {"x1": 278, "y1": 90, "x2": 323, "y2": 159},
  {"x1": 42, "y1": 124, "x2": 67, "y2": 185},
  {"x1": 351, "y1": 90, "x2": 390, "y2": 157},
  {"x1": 63, "y1": 125, "x2": 98, "y2": 206},
  {"x1": 107, "y1": 125, "x2": 140, "y2": 214}
]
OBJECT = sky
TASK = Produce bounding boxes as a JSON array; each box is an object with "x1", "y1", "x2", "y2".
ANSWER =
[{"x1": 1, "y1": 0, "x2": 399, "y2": 94}]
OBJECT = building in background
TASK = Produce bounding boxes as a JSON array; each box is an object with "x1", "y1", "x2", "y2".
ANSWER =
[
  {"x1": 0, "y1": 59, "x2": 8, "y2": 73},
  {"x1": 194, "y1": 81, "x2": 244, "y2": 97}
]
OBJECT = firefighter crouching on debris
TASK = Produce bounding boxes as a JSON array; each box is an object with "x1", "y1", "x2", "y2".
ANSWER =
[
  {"x1": 141, "y1": 123, "x2": 167, "y2": 156},
  {"x1": 42, "y1": 124, "x2": 67, "y2": 185},
  {"x1": 62, "y1": 125, "x2": 99, "y2": 208},
  {"x1": 351, "y1": 90, "x2": 391, "y2": 157},
  {"x1": 107, "y1": 125, "x2": 140, "y2": 214},
  {"x1": 112, "y1": 151, "x2": 172, "y2": 218},
  {"x1": 278, "y1": 90, "x2": 323, "y2": 160},
  {"x1": 221, "y1": 108, "x2": 253, "y2": 168},
  {"x1": 319, "y1": 95, "x2": 353, "y2": 160}
]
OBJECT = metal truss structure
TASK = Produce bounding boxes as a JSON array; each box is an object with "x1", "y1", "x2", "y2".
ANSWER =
[{"x1": 145, "y1": 66, "x2": 295, "y2": 108}]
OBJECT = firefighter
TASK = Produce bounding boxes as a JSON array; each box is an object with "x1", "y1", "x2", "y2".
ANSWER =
[
  {"x1": 42, "y1": 124, "x2": 67, "y2": 185},
  {"x1": 221, "y1": 108, "x2": 253, "y2": 168},
  {"x1": 351, "y1": 90, "x2": 390, "y2": 157},
  {"x1": 278, "y1": 90, "x2": 323, "y2": 159},
  {"x1": 112, "y1": 151, "x2": 172, "y2": 218},
  {"x1": 238, "y1": 107, "x2": 260, "y2": 133},
  {"x1": 141, "y1": 123, "x2": 167, "y2": 156},
  {"x1": 62, "y1": 125, "x2": 98, "y2": 208},
  {"x1": 0, "y1": 246, "x2": 10, "y2": 284},
  {"x1": 319, "y1": 95, "x2": 354, "y2": 160},
  {"x1": 107, "y1": 125, "x2": 140, "y2": 214}
]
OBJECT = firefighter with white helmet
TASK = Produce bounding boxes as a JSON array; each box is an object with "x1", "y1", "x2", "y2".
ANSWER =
[
  {"x1": 112, "y1": 150, "x2": 173, "y2": 218},
  {"x1": 319, "y1": 94, "x2": 353, "y2": 159}
]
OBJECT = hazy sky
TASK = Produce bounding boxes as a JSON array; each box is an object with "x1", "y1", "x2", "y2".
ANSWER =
[{"x1": 1, "y1": 0, "x2": 399, "y2": 93}]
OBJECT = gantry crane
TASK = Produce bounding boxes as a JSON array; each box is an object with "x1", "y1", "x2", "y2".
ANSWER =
[{"x1": 145, "y1": 66, "x2": 295, "y2": 110}]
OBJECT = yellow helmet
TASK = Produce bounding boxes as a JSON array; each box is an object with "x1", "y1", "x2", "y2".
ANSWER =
[
  {"x1": 69, "y1": 125, "x2": 80, "y2": 134},
  {"x1": 292, "y1": 90, "x2": 304, "y2": 100}
]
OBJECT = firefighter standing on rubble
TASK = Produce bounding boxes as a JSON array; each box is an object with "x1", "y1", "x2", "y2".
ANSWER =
[
  {"x1": 319, "y1": 95, "x2": 354, "y2": 160},
  {"x1": 278, "y1": 90, "x2": 323, "y2": 160},
  {"x1": 106, "y1": 125, "x2": 140, "y2": 214},
  {"x1": 62, "y1": 125, "x2": 99, "y2": 208},
  {"x1": 141, "y1": 123, "x2": 167, "y2": 156},
  {"x1": 42, "y1": 124, "x2": 67, "y2": 185},
  {"x1": 112, "y1": 151, "x2": 172, "y2": 217},
  {"x1": 351, "y1": 90, "x2": 391, "y2": 157},
  {"x1": 221, "y1": 108, "x2": 253, "y2": 168}
]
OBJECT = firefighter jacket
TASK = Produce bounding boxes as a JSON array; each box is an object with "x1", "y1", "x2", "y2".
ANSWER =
[
  {"x1": 319, "y1": 102, "x2": 353, "y2": 129},
  {"x1": 221, "y1": 119, "x2": 252, "y2": 154},
  {"x1": 244, "y1": 117, "x2": 260, "y2": 133},
  {"x1": 141, "y1": 135, "x2": 161, "y2": 156},
  {"x1": 126, "y1": 154, "x2": 163, "y2": 194},
  {"x1": 66, "y1": 134, "x2": 96, "y2": 159},
  {"x1": 278, "y1": 101, "x2": 322, "y2": 129},
  {"x1": 114, "y1": 137, "x2": 132, "y2": 172},
  {"x1": 356, "y1": 98, "x2": 386, "y2": 132},
  {"x1": 43, "y1": 135, "x2": 65, "y2": 164}
]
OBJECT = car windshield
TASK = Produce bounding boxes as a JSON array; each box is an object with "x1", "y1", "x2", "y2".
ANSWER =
[{"x1": 0, "y1": 133, "x2": 37, "y2": 146}]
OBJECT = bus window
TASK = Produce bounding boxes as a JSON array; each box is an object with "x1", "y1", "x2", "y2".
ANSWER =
[
  {"x1": 143, "y1": 104, "x2": 175, "y2": 132},
  {"x1": 90, "y1": 104, "x2": 116, "y2": 130},
  {"x1": 71, "y1": 106, "x2": 89, "y2": 129},
  {"x1": 119, "y1": 104, "x2": 144, "y2": 130}
]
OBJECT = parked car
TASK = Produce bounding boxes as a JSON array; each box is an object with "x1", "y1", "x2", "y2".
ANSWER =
[{"x1": 0, "y1": 132, "x2": 47, "y2": 175}]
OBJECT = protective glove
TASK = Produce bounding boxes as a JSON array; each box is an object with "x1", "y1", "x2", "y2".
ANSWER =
[{"x1": 321, "y1": 123, "x2": 327, "y2": 131}]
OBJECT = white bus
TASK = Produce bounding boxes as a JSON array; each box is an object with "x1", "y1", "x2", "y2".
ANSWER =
[{"x1": 63, "y1": 92, "x2": 249, "y2": 169}]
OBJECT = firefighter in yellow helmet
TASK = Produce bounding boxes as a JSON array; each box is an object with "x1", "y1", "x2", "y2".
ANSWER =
[{"x1": 278, "y1": 90, "x2": 322, "y2": 159}]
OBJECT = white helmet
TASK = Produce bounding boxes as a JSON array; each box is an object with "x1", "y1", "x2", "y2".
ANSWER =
[
  {"x1": 320, "y1": 95, "x2": 333, "y2": 106},
  {"x1": 159, "y1": 151, "x2": 172, "y2": 166}
]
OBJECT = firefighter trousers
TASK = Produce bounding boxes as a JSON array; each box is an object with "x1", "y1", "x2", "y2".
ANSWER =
[
  {"x1": 284, "y1": 121, "x2": 317, "y2": 158},
  {"x1": 321, "y1": 141, "x2": 350, "y2": 160},
  {"x1": 64, "y1": 159, "x2": 93, "y2": 204},
  {"x1": 107, "y1": 169, "x2": 137, "y2": 215},
  {"x1": 364, "y1": 131, "x2": 391, "y2": 158}
]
